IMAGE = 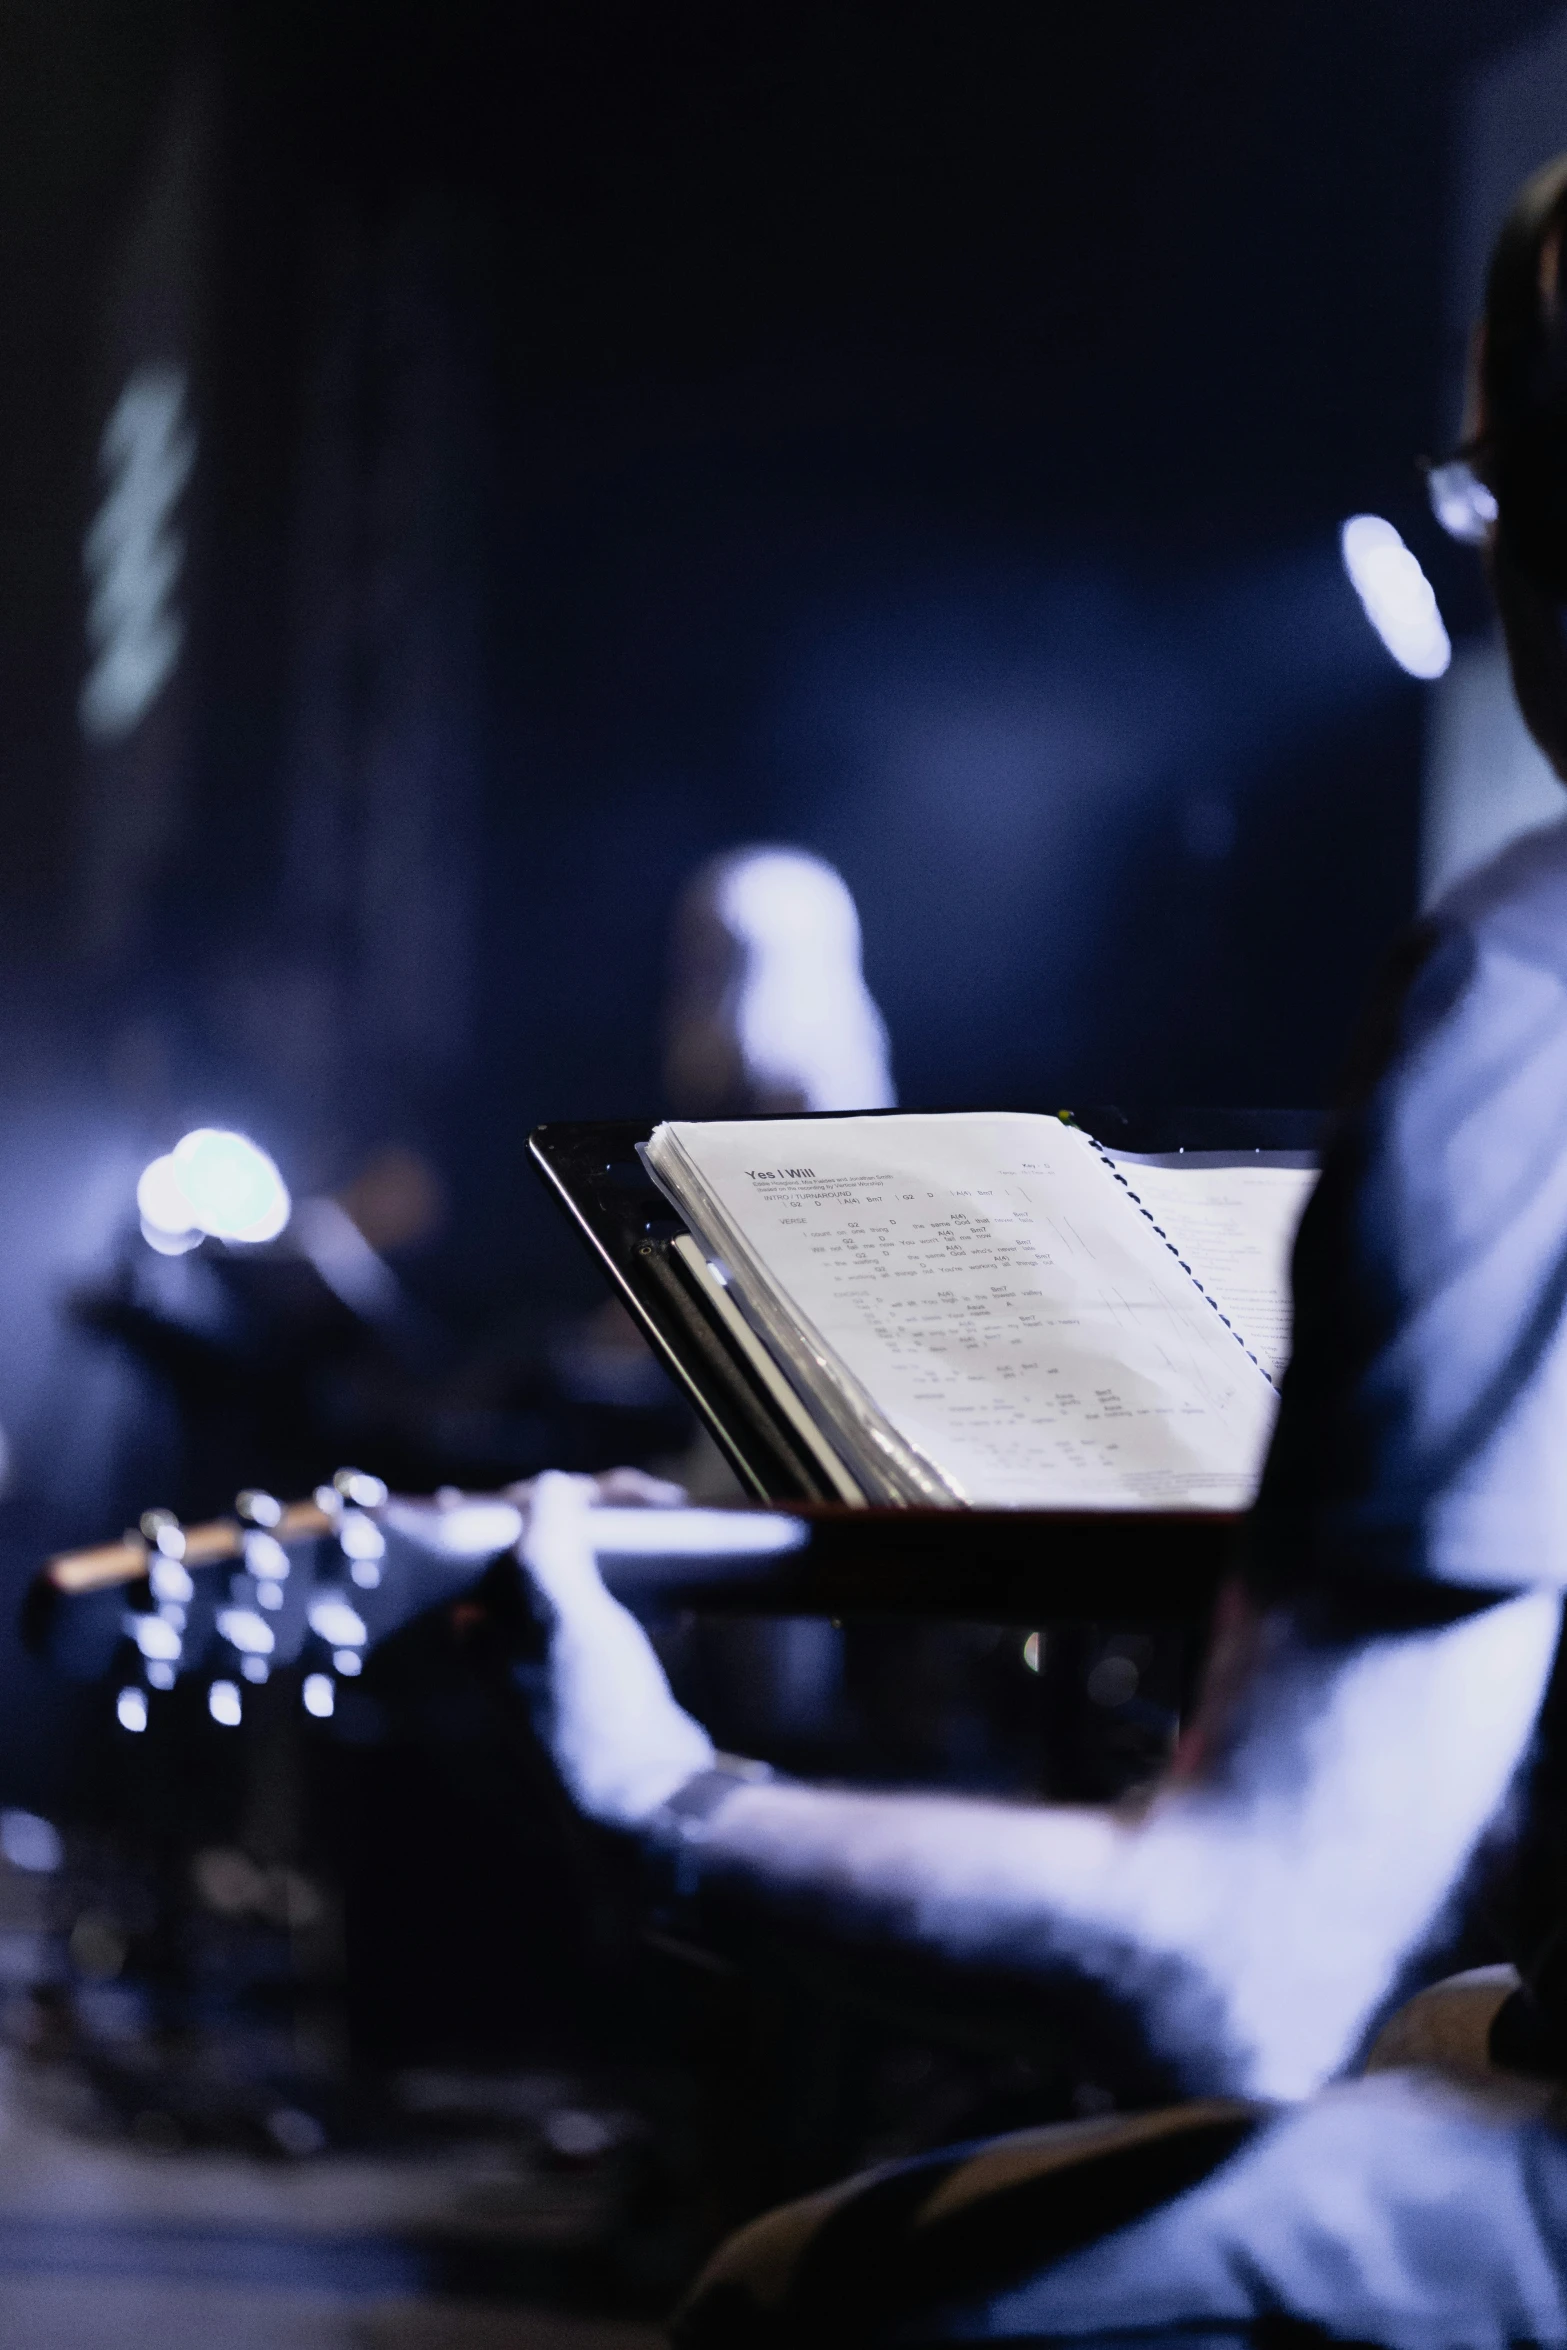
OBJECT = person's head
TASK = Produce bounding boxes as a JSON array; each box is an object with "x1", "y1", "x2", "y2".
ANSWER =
[
  {"x1": 1476, "y1": 155, "x2": 1567, "y2": 777},
  {"x1": 664, "y1": 846, "x2": 894, "y2": 1116}
]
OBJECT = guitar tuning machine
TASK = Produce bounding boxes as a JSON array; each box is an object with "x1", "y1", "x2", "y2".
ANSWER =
[
  {"x1": 139, "y1": 1508, "x2": 186, "y2": 1560},
  {"x1": 242, "y1": 1530, "x2": 290, "y2": 1591},
  {"x1": 310, "y1": 1469, "x2": 387, "y2": 1525},
  {"x1": 317, "y1": 1470, "x2": 389, "y2": 1588},
  {"x1": 139, "y1": 1509, "x2": 195, "y2": 1607},
  {"x1": 332, "y1": 1467, "x2": 388, "y2": 1510},
  {"x1": 237, "y1": 1489, "x2": 290, "y2": 1591}
]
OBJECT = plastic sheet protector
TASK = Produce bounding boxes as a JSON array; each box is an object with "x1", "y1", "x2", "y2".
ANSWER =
[{"x1": 647, "y1": 1113, "x2": 1310, "y2": 1510}]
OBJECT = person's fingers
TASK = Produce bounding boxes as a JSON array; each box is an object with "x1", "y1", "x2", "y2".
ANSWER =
[
  {"x1": 381, "y1": 1494, "x2": 525, "y2": 1559},
  {"x1": 520, "y1": 1469, "x2": 613, "y2": 1614},
  {"x1": 500, "y1": 1473, "x2": 598, "y2": 1508},
  {"x1": 591, "y1": 1466, "x2": 688, "y2": 1508},
  {"x1": 385, "y1": 1472, "x2": 687, "y2": 1593}
]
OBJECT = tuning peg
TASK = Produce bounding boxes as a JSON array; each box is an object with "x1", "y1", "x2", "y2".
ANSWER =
[
  {"x1": 148, "y1": 1553, "x2": 194, "y2": 1606},
  {"x1": 209, "y1": 1680, "x2": 242, "y2": 1728},
  {"x1": 244, "y1": 1530, "x2": 290, "y2": 1588},
  {"x1": 235, "y1": 1489, "x2": 283, "y2": 1529},
  {"x1": 339, "y1": 1505, "x2": 385, "y2": 1590},
  {"x1": 332, "y1": 1467, "x2": 388, "y2": 1509},
  {"x1": 139, "y1": 1509, "x2": 186, "y2": 1560},
  {"x1": 302, "y1": 1673, "x2": 334, "y2": 1719}
]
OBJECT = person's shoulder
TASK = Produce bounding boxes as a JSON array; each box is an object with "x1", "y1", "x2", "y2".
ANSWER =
[
  {"x1": 1432, "y1": 815, "x2": 1567, "y2": 973},
  {"x1": 1364, "y1": 815, "x2": 1567, "y2": 1125},
  {"x1": 1339, "y1": 818, "x2": 1567, "y2": 1106}
]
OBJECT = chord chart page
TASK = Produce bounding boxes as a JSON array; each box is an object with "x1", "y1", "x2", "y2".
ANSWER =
[
  {"x1": 1106, "y1": 1154, "x2": 1317, "y2": 1388},
  {"x1": 661, "y1": 1114, "x2": 1280, "y2": 1508}
]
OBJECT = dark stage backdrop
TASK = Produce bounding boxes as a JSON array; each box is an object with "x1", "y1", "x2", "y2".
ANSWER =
[{"x1": 0, "y1": 0, "x2": 1552, "y2": 1791}]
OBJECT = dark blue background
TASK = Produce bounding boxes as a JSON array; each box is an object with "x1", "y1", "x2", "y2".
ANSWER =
[{"x1": 0, "y1": 0, "x2": 1555, "y2": 1791}]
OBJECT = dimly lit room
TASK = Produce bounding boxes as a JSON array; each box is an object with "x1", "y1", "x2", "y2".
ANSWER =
[{"x1": 8, "y1": 2, "x2": 1567, "y2": 2341}]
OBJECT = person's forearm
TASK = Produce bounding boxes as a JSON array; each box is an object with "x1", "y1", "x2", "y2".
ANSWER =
[
  {"x1": 510, "y1": 1474, "x2": 1561, "y2": 2100},
  {"x1": 658, "y1": 1590, "x2": 1564, "y2": 2100},
  {"x1": 684, "y1": 1777, "x2": 1121, "y2": 1950}
]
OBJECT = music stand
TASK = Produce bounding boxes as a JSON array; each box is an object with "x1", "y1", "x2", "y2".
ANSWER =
[{"x1": 529, "y1": 1109, "x2": 1315, "y2": 1623}]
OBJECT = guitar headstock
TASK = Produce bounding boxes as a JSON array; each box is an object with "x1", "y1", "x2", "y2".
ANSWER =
[
  {"x1": 27, "y1": 1477, "x2": 813, "y2": 1738},
  {"x1": 28, "y1": 1469, "x2": 528, "y2": 1727}
]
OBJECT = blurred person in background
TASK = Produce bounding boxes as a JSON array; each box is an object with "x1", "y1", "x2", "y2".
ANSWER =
[
  {"x1": 663, "y1": 847, "x2": 895, "y2": 1119},
  {"x1": 559, "y1": 844, "x2": 896, "y2": 1523},
  {"x1": 476, "y1": 154, "x2": 1567, "y2": 2341},
  {"x1": 656, "y1": 845, "x2": 895, "y2": 1741}
]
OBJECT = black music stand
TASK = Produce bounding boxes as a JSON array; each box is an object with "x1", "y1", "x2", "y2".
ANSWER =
[{"x1": 528, "y1": 1110, "x2": 1316, "y2": 1624}]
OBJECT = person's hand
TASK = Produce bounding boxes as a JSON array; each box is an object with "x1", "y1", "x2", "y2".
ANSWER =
[
  {"x1": 516, "y1": 1470, "x2": 715, "y2": 1827},
  {"x1": 377, "y1": 1466, "x2": 711, "y2": 1824},
  {"x1": 378, "y1": 1464, "x2": 688, "y2": 1564}
]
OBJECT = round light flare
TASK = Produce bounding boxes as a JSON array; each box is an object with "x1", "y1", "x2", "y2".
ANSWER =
[
  {"x1": 1340, "y1": 515, "x2": 1451, "y2": 681},
  {"x1": 136, "y1": 1128, "x2": 291, "y2": 1250}
]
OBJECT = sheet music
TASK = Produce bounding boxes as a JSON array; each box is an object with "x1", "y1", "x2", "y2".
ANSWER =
[
  {"x1": 650, "y1": 1113, "x2": 1281, "y2": 1510},
  {"x1": 1105, "y1": 1154, "x2": 1316, "y2": 1387}
]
